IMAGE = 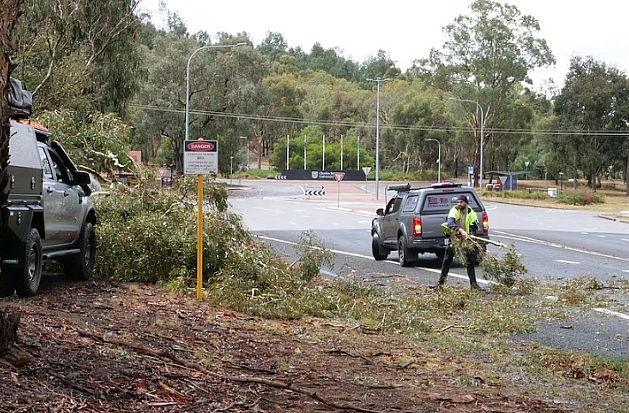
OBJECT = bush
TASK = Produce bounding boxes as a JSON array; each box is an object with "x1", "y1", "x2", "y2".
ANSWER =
[
  {"x1": 94, "y1": 179, "x2": 247, "y2": 283},
  {"x1": 557, "y1": 189, "x2": 605, "y2": 206}
]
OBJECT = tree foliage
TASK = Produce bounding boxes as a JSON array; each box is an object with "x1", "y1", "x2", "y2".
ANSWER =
[
  {"x1": 414, "y1": 0, "x2": 555, "y2": 184},
  {"x1": 553, "y1": 56, "x2": 629, "y2": 190},
  {"x1": 11, "y1": 0, "x2": 144, "y2": 116}
]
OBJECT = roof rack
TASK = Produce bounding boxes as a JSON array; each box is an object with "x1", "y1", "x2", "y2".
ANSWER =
[
  {"x1": 386, "y1": 182, "x2": 463, "y2": 192},
  {"x1": 386, "y1": 183, "x2": 412, "y2": 192},
  {"x1": 429, "y1": 182, "x2": 462, "y2": 188}
]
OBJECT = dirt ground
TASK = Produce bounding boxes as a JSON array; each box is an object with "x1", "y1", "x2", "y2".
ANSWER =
[{"x1": 0, "y1": 277, "x2": 569, "y2": 413}]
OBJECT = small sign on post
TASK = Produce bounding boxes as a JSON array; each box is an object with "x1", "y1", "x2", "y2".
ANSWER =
[
  {"x1": 184, "y1": 140, "x2": 218, "y2": 175},
  {"x1": 183, "y1": 139, "x2": 219, "y2": 301},
  {"x1": 362, "y1": 166, "x2": 371, "y2": 194},
  {"x1": 333, "y1": 172, "x2": 345, "y2": 207}
]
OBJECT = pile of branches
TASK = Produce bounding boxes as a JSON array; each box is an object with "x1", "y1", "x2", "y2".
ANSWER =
[{"x1": 449, "y1": 234, "x2": 527, "y2": 288}]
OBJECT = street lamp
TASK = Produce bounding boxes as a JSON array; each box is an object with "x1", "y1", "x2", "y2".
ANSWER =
[
  {"x1": 424, "y1": 138, "x2": 441, "y2": 183},
  {"x1": 450, "y1": 98, "x2": 484, "y2": 195},
  {"x1": 229, "y1": 156, "x2": 234, "y2": 185},
  {"x1": 367, "y1": 77, "x2": 390, "y2": 200},
  {"x1": 185, "y1": 42, "x2": 246, "y2": 141}
]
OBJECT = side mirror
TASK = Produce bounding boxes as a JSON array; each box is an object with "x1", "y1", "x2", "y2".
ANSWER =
[
  {"x1": 73, "y1": 171, "x2": 92, "y2": 196},
  {"x1": 376, "y1": 208, "x2": 384, "y2": 216}
]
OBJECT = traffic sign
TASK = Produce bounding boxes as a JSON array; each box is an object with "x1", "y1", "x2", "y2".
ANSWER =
[
  {"x1": 333, "y1": 172, "x2": 345, "y2": 182},
  {"x1": 184, "y1": 140, "x2": 218, "y2": 175},
  {"x1": 362, "y1": 166, "x2": 371, "y2": 178}
]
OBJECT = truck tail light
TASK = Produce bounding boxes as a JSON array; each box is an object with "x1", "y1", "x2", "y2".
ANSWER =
[
  {"x1": 413, "y1": 217, "x2": 422, "y2": 237},
  {"x1": 482, "y1": 213, "x2": 489, "y2": 235}
]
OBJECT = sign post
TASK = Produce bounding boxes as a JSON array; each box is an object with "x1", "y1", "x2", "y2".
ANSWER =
[
  {"x1": 333, "y1": 172, "x2": 345, "y2": 207},
  {"x1": 362, "y1": 167, "x2": 371, "y2": 194},
  {"x1": 184, "y1": 139, "x2": 218, "y2": 300}
]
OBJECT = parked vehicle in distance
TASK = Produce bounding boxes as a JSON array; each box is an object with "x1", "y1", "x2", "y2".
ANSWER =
[
  {"x1": 1, "y1": 78, "x2": 97, "y2": 297},
  {"x1": 371, "y1": 182, "x2": 489, "y2": 266}
]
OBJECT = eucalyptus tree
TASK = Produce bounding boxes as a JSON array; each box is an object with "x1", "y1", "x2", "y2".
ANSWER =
[
  {"x1": 554, "y1": 56, "x2": 629, "y2": 191},
  {"x1": 258, "y1": 31, "x2": 289, "y2": 65},
  {"x1": 413, "y1": 0, "x2": 554, "y2": 185},
  {"x1": 299, "y1": 70, "x2": 371, "y2": 147},
  {"x1": 11, "y1": 0, "x2": 143, "y2": 117},
  {"x1": 382, "y1": 81, "x2": 452, "y2": 174},
  {"x1": 359, "y1": 50, "x2": 401, "y2": 87},
  {"x1": 134, "y1": 28, "x2": 269, "y2": 172}
]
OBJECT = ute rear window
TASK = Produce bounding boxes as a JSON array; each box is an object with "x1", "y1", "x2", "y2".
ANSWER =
[
  {"x1": 421, "y1": 192, "x2": 482, "y2": 214},
  {"x1": 402, "y1": 195, "x2": 419, "y2": 212}
]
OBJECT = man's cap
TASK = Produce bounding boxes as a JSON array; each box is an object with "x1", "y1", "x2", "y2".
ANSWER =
[{"x1": 456, "y1": 194, "x2": 469, "y2": 203}]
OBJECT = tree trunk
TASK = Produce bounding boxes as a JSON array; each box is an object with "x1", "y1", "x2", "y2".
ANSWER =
[
  {"x1": 0, "y1": 308, "x2": 20, "y2": 353},
  {"x1": 626, "y1": 138, "x2": 629, "y2": 196},
  {"x1": 1, "y1": 0, "x2": 26, "y2": 348}
]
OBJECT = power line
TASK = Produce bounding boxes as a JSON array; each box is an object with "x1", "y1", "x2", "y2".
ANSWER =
[{"x1": 130, "y1": 104, "x2": 629, "y2": 139}]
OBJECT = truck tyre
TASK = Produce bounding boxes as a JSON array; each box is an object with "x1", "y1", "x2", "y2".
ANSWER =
[
  {"x1": 372, "y1": 234, "x2": 389, "y2": 261},
  {"x1": 398, "y1": 237, "x2": 415, "y2": 267},
  {"x1": 14, "y1": 227, "x2": 43, "y2": 297},
  {"x1": 64, "y1": 222, "x2": 96, "y2": 280}
]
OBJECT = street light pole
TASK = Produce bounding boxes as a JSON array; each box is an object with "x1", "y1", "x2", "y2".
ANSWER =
[
  {"x1": 367, "y1": 77, "x2": 390, "y2": 200},
  {"x1": 185, "y1": 43, "x2": 246, "y2": 141},
  {"x1": 424, "y1": 138, "x2": 441, "y2": 183},
  {"x1": 229, "y1": 156, "x2": 234, "y2": 185},
  {"x1": 449, "y1": 98, "x2": 485, "y2": 195}
]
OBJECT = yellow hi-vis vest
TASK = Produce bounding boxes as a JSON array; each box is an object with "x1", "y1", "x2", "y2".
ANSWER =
[{"x1": 441, "y1": 206, "x2": 479, "y2": 235}]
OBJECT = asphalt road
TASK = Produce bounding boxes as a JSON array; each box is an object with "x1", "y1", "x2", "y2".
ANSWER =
[{"x1": 228, "y1": 179, "x2": 629, "y2": 359}]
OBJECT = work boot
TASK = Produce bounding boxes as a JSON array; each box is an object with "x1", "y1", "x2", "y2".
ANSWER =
[{"x1": 467, "y1": 266, "x2": 481, "y2": 290}]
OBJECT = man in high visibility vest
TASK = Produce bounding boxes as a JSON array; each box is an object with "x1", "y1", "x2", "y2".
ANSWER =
[{"x1": 435, "y1": 194, "x2": 482, "y2": 290}]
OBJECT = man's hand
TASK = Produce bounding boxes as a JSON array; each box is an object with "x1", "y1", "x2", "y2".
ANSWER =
[{"x1": 458, "y1": 228, "x2": 469, "y2": 239}]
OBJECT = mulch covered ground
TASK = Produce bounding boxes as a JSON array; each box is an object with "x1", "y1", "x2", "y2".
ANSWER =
[{"x1": 0, "y1": 277, "x2": 567, "y2": 412}]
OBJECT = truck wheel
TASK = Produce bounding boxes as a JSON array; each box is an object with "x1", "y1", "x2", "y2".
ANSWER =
[
  {"x1": 398, "y1": 237, "x2": 415, "y2": 267},
  {"x1": 372, "y1": 234, "x2": 389, "y2": 261},
  {"x1": 14, "y1": 228, "x2": 43, "y2": 297},
  {"x1": 64, "y1": 222, "x2": 96, "y2": 280}
]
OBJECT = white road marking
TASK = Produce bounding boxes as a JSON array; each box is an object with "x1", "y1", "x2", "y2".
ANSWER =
[
  {"x1": 556, "y1": 259, "x2": 580, "y2": 264},
  {"x1": 594, "y1": 308, "x2": 629, "y2": 321},
  {"x1": 492, "y1": 230, "x2": 629, "y2": 263},
  {"x1": 255, "y1": 235, "x2": 492, "y2": 285}
]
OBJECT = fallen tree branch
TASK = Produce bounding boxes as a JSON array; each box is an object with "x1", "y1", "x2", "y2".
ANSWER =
[
  {"x1": 468, "y1": 234, "x2": 509, "y2": 249},
  {"x1": 440, "y1": 325, "x2": 465, "y2": 332},
  {"x1": 328, "y1": 348, "x2": 374, "y2": 365},
  {"x1": 74, "y1": 327, "x2": 389, "y2": 413}
]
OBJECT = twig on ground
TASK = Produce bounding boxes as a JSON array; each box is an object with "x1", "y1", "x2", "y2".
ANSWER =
[{"x1": 74, "y1": 327, "x2": 389, "y2": 413}]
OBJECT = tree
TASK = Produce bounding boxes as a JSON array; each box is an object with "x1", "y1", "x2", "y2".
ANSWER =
[
  {"x1": 12, "y1": 0, "x2": 143, "y2": 116},
  {"x1": 0, "y1": 0, "x2": 25, "y2": 356},
  {"x1": 553, "y1": 56, "x2": 629, "y2": 191},
  {"x1": 415, "y1": 0, "x2": 555, "y2": 186}
]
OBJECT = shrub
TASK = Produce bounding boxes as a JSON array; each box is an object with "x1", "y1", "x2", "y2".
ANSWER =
[
  {"x1": 94, "y1": 179, "x2": 244, "y2": 283},
  {"x1": 480, "y1": 245, "x2": 527, "y2": 288},
  {"x1": 557, "y1": 189, "x2": 605, "y2": 206}
]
